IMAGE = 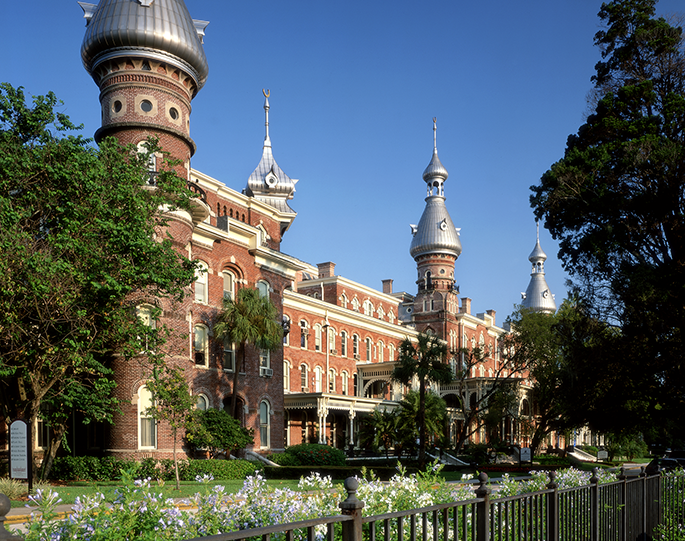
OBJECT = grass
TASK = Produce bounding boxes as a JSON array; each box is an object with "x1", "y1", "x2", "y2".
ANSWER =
[{"x1": 8, "y1": 479, "x2": 302, "y2": 508}]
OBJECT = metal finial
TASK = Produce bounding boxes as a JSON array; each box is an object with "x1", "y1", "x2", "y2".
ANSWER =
[
  {"x1": 433, "y1": 117, "x2": 437, "y2": 151},
  {"x1": 262, "y1": 89, "x2": 271, "y2": 145}
]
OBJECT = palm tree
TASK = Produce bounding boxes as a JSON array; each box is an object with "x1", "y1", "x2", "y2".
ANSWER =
[
  {"x1": 392, "y1": 332, "x2": 453, "y2": 465},
  {"x1": 214, "y1": 287, "x2": 282, "y2": 419},
  {"x1": 397, "y1": 390, "x2": 448, "y2": 455}
]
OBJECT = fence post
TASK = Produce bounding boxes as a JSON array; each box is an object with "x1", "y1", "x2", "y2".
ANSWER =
[
  {"x1": 547, "y1": 471, "x2": 559, "y2": 541},
  {"x1": 591, "y1": 467, "x2": 599, "y2": 541},
  {"x1": 0, "y1": 494, "x2": 23, "y2": 540},
  {"x1": 618, "y1": 466, "x2": 627, "y2": 541},
  {"x1": 639, "y1": 466, "x2": 647, "y2": 540},
  {"x1": 475, "y1": 472, "x2": 491, "y2": 541},
  {"x1": 339, "y1": 477, "x2": 364, "y2": 541}
]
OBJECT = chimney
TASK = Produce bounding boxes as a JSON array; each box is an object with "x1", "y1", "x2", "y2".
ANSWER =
[
  {"x1": 486, "y1": 309, "x2": 496, "y2": 326},
  {"x1": 382, "y1": 279, "x2": 393, "y2": 294},
  {"x1": 317, "y1": 262, "x2": 336, "y2": 278},
  {"x1": 461, "y1": 297, "x2": 472, "y2": 315}
]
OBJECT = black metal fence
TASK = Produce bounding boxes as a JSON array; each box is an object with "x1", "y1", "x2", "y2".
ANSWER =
[{"x1": 2, "y1": 469, "x2": 683, "y2": 541}]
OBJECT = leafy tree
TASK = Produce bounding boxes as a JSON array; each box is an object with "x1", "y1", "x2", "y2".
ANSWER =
[
  {"x1": 186, "y1": 408, "x2": 254, "y2": 458},
  {"x1": 0, "y1": 83, "x2": 197, "y2": 479},
  {"x1": 530, "y1": 0, "x2": 685, "y2": 445},
  {"x1": 214, "y1": 287, "x2": 282, "y2": 419},
  {"x1": 364, "y1": 407, "x2": 401, "y2": 458},
  {"x1": 146, "y1": 365, "x2": 196, "y2": 490},
  {"x1": 392, "y1": 333, "x2": 452, "y2": 465},
  {"x1": 502, "y1": 302, "x2": 593, "y2": 454},
  {"x1": 396, "y1": 390, "x2": 448, "y2": 458}
]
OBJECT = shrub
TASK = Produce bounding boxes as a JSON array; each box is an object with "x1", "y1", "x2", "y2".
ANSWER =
[
  {"x1": 0, "y1": 478, "x2": 27, "y2": 499},
  {"x1": 49, "y1": 456, "x2": 259, "y2": 481},
  {"x1": 268, "y1": 452, "x2": 300, "y2": 466},
  {"x1": 282, "y1": 444, "x2": 346, "y2": 466},
  {"x1": 186, "y1": 408, "x2": 254, "y2": 457}
]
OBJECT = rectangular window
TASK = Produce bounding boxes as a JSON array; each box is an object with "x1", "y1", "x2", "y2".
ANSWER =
[
  {"x1": 195, "y1": 262, "x2": 208, "y2": 303},
  {"x1": 223, "y1": 271, "x2": 234, "y2": 300},
  {"x1": 223, "y1": 341, "x2": 235, "y2": 371},
  {"x1": 341, "y1": 332, "x2": 347, "y2": 357}
]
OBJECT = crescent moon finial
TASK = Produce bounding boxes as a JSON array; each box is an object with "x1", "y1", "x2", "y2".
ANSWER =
[{"x1": 263, "y1": 89, "x2": 270, "y2": 98}]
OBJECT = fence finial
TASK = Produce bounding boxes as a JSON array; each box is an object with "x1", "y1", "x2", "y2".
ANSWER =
[{"x1": 0, "y1": 493, "x2": 23, "y2": 540}]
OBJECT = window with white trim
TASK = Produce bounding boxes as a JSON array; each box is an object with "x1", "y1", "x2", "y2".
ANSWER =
[
  {"x1": 284, "y1": 360, "x2": 291, "y2": 392},
  {"x1": 196, "y1": 393, "x2": 209, "y2": 411},
  {"x1": 363, "y1": 300, "x2": 373, "y2": 316},
  {"x1": 329, "y1": 369, "x2": 336, "y2": 392},
  {"x1": 257, "y1": 280, "x2": 269, "y2": 299},
  {"x1": 341, "y1": 371, "x2": 349, "y2": 396},
  {"x1": 314, "y1": 324, "x2": 322, "y2": 352},
  {"x1": 223, "y1": 340, "x2": 235, "y2": 371},
  {"x1": 259, "y1": 400, "x2": 271, "y2": 448},
  {"x1": 260, "y1": 349, "x2": 270, "y2": 369},
  {"x1": 378, "y1": 341, "x2": 384, "y2": 363},
  {"x1": 340, "y1": 331, "x2": 347, "y2": 357},
  {"x1": 365, "y1": 337, "x2": 372, "y2": 362},
  {"x1": 223, "y1": 270, "x2": 235, "y2": 300},
  {"x1": 194, "y1": 324, "x2": 209, "y2": 367},
  {"x1": 195, "y1": 261, "x2": 208, "y2": 303},
  {"x1": 353, "y1": 334, "x2": 360, "y2": 359},
  {"x1": 138, "y1": 385, "x2": 156, "y2": 449},
  {"x1": 314, "y1": 366, "x2": 323, "y2": 393},
  {"x1": 301, "y1": 364, "x2": 309, "y2": 392},
  {"x1": 300, "y1": 321, "x2": 308, "y2": 349}
]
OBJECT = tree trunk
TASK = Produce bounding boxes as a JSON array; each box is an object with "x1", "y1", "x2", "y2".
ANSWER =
[
  {"x1": 41, "y1": 425, "x2": 66, "y2": 481},
  {"x1": 231, "y1": 343, "x2": 246, "y2": 420},
  {"x1": 172, "y1": 427, "x2": 180, "y2": 491},
  {"x1": 418, "y1": 380, "x2": 427, "y2": 466}
]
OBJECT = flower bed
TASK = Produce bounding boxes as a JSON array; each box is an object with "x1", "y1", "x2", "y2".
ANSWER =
[{"x1": 14, "y1": 463, "x2": 620, "y2": 541}]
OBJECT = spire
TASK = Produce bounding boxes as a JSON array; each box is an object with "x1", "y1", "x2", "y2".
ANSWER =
[
  {"x1": 245, "y1": 91, "x2": 298, "y2": 214},
  {"x1": 410, "y1": 118, "x2": 461, "y2": 260},
  {"x1": 521, "y1": 221, "x2": 556, "y2": 313},
  {"x1": 422, "y1": 117, "x2": 449, "y2": 197},
  {"x1": 263, "y1": 89, "x2": 271, "y2": 148}
]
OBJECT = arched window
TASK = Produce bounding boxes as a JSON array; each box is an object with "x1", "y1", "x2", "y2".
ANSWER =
[
  {"x1": 259, "y1": 400, "x2": 271, "y2": 448},
  {"x1": 195, "y1": 261, "x2": 208, "y2": 303},
  {"x1": 353, "y1": 373, "x2": 358, "y2": 396},
  {"x1": 365, "y1": 337, "x2": 372, "y2": 362},
  {"x1": 353, "y1": 334, "x2": 360, "y2": 359},
  {"x1": 284, "y1": 360, "x2": 291, "y2": 392},
  {"x1": 377, "y1": 341, "x2": 384, "y2": 363},
  {"x1": 351, "y1": 297, "x2": 360, "y2": 312},
  {"x1": 314, "y1": 324, "x2": 322, "y2": 352},
  {"x1": 314, "y1": 366, "x2": 323, "y2": 393},
  {"x1": 388, "y1": 343, "x2": 395, "y2": 362},
  {"x1": 300, "y1": 321, "x2": 308, "y2": 349},
  {"x1": 363, "y1": 300, "x2": 374, "y2": 316},
  {"x1": 138, "y1": 385, "x2": 156, "y2": 449},
  {"x1": 300, "y1": 364, "x2": 309, "y2": 392},
  {"x1": 223, "y1": 270, "x2": 235, "y2": 300},
  {"x1": 194, "y1": 324, "x2": 209, "y2": 367},
  {"x1": 196, "y1": 393, "x2": 209, "y2": 411},
  {"x1": 328, "y1": 328, "x2": 336, "y2": 354},
  {"x1": 340, "y1": 331, "x2": 348, "y2": 357},
  {"x1": 341, "y1": 293, "x2": 348, "y2": 309},
  {"x1": 257, "y1": 280, "x2": 270, "y2": 299},
  {"x1": 341, "y1": 371, "x2": 349, "y2": 396},
  {"x1": 329, "y1": 369, "x2": 336, "y2": 392}
]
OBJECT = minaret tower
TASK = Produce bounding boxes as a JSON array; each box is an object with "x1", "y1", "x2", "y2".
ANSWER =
[
  {"x1": 79, "y1": 0, "x2": 209, "y2": 179},
  {"x1": 521, "y1": 221, "x2": 557, "y2": 313},
  {"x1": 409, "y1": 119, "x2": 462, "y2": 333},
  {"x1": 245, "y1": 90, "x2": 298, "y2": 237}
]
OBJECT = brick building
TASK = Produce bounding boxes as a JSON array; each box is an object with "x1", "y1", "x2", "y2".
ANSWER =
[{"x1": 52, "y1": 0, "x2": 556, "y2": 460}]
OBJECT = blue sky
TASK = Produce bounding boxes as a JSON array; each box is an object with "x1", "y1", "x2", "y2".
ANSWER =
[{"x1": 2, "y1": 0, "x2": 682, "y2": 324}]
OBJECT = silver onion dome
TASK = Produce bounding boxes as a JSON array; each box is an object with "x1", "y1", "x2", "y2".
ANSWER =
[
  {"x1": 245, "y1": 91, "x2": 298, "y2": 214},
  {"x1": 521, "y1": 224, "x2": 556, "y2": 313},
  {"x1": 410, "y1": 119, "x2": 461, "y2": 260},
  {"x1": 79, "y1": 0, "x2": 209, "y2": 91}
]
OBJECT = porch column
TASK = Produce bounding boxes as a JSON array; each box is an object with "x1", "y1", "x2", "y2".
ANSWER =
[
  {"x1": 348, "y1": 407, "x2": 357, "y2": 446},
  {"x1": 317, "y1": 398, "x2": 329, "y2": 445}
]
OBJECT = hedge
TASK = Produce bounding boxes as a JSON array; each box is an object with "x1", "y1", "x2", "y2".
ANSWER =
[
  {"x1": 269, "y1": 444, "x2": 346, "y2": 467},
  {"x1": 262, "y1": 465, "x2": 398, "y2": 481},
  {"x1": 49, "y1": 456, "x2": 261, "y2": 482}
]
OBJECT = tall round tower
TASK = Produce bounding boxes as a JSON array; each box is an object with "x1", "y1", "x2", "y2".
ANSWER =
[
  {"x1": 79, "y1": 0, "x2": 209, "y2": 179},
  {"x1": 409, "y1": 119, "x2": 462, "y2": 331}
]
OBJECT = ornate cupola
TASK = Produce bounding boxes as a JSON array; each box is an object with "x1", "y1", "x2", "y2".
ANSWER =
[
  {"x1": 245, "y1": 90, "x2": 298, "y2": 214},
  {"x1": 79, "y1": 0, "x2": 209, "y2": 179},
  {"x1": 410, "y1": 119, "x2": 462, "y2": 298},
  {"x1": 521, "y1": 222, "x2": 557, "y2": 314}
]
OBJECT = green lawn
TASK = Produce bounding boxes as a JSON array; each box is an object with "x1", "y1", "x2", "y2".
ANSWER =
[{"x1": 10, "y1": 479, "x2": 302, "y2": 508}]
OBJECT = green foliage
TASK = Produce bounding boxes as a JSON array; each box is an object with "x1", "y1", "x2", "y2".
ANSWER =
[
  {"x1": 392, "y1": 332, "x2": 452, "y2": 464},
  {"x1": 186, "y1": 408, "x2": 254, "y2": 457},
  {"x1": 606, "y1": 432, "x2": 649, "y2": 461},
  {"x1": 279, "y1": 444, "x2": 347, "y2": 466},
  {"x1": 214, "y1": 287, "x2": 282, "y2": 418},
  {"x1": 529, "y1": 1, "x2": 685, "y2": 445},
  {"x1": 0, "y1": 83, "x2": 197, "y2": 478},
  {"x1": 396, "y1": 390, "x2": 447, "y2": 453},
  {"x1": 48, "y1": 456, "x2": 260, "y2": 481},
  {"x1": 268, "y1": 452, "x2": 301, "y2": 466}
]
